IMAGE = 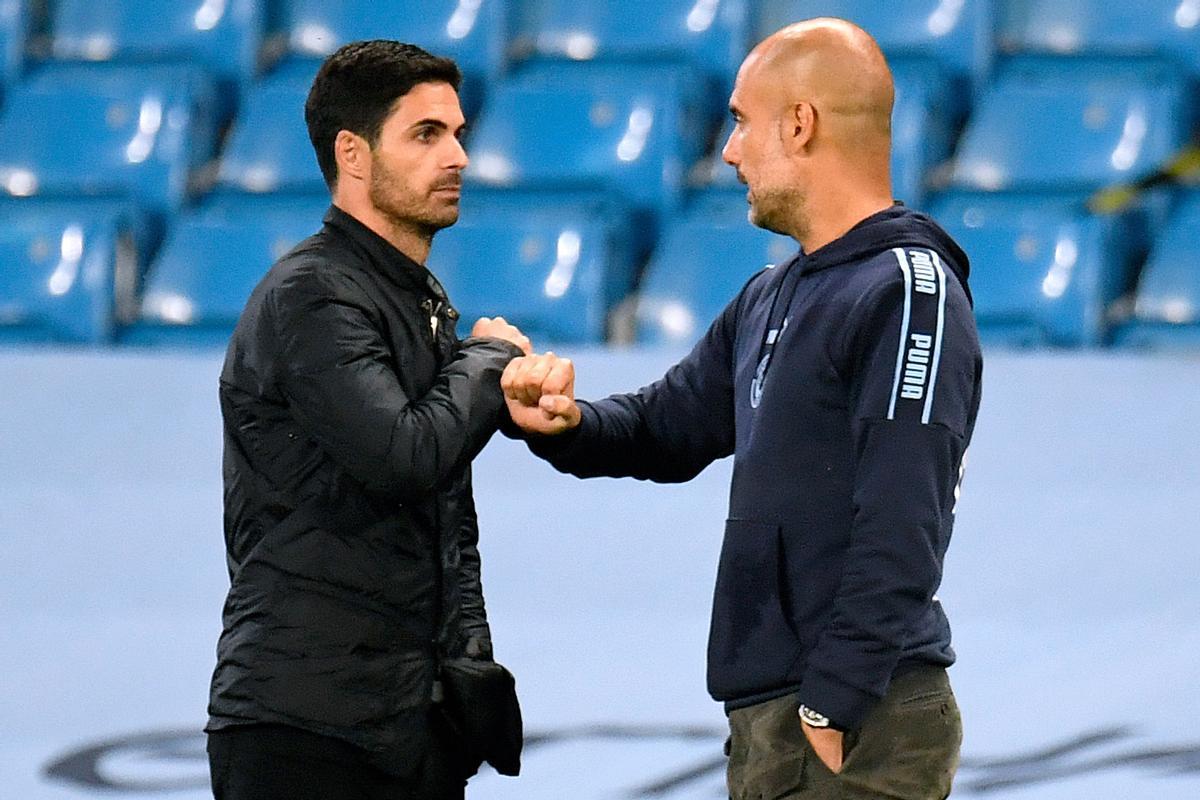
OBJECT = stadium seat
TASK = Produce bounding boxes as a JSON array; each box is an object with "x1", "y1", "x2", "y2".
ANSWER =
[
  {"x1": 998, "y1": 0, "x2": 1200, "y2": 77},
  {"x1": 124, "y1": 193, "x2": 329, "y2": 345},
  {"x1": 694, "y1": 62, "x2": 952, "y2": 210},
  {"x1": 0, "y1": 64, "x2": 220, "y2": 217},
  {"x1": 1115, "y1": 192, "x2": 1200, "y2": 349},
  {"x1": 429, "y1": 189, "x2": 639, "y2": 344},
  {"x1": 0, "y1": 199, "x2": 142, "y2": 344},
  {"x1": 635, "y1": 191, "x2": 796, "y2": 345},
  {"x1": 466, "y1": 63, "x2": 703, "y2": 245},
  {"x1": 49, "y1": 0, "x2": 267, "y2": 92},
  {"x1": 1, "y1": 0, "x2": 28, "y2": 93},
  {"x1": 757, "y1": 0, "x2": 993, "y2": 105},
  {"x1": 216, "y1": 61, "x2": 325, "y2": 194},
  {"x1": 949, "y1": 58, "x2": 1193, "y2": 193},
  {"x1": 281, "y1": 0, "x2": 507, "y2": 116},
  {"x1": 511, "y1": 0, "x2": 752, "y2": 99},
  {"x1": 930, "y1": 191, "x2": 1139, "y2": 347}
]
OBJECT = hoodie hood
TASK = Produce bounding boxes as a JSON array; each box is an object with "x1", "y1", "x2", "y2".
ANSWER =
[{"x1": 800, "y1": 205, "x2": 973, "y2": 306}]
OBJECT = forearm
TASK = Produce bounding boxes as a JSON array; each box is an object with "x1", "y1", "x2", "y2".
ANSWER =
[{"x1": 801, "y1": 420, "x2": 962, "y2": 729}]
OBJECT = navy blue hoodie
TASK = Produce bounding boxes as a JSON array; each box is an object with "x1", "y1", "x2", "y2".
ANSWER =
[{"x1": 529, "y1": 205, "x2": 982, "y2": 730}]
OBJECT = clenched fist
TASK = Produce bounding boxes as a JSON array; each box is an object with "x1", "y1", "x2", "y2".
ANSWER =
[
  {"x1": 501, "y1": 352, "x2": 581, "y2": 435},
  {"x1": 472, "y1": 316, "x2": 532, "y2": 355}
]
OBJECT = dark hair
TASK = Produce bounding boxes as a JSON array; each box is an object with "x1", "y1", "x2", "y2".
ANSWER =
[{"x1": 305, "y1": 40, "x2": 462, "y2": 189}]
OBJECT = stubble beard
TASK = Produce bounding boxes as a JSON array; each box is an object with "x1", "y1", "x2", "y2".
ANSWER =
[
  {"x1": 749, "y1": 183, "x2": 807, "y2": 241},
  {"x1": 369, "y1": 160, "x2": 459, "y2": 245}
]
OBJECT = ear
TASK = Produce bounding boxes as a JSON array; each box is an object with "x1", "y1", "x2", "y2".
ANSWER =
[
  {"x1": 334, "y1": 129, "x2": 369, "y2": 183},
  {"x1": 785, "y1": 101, "x2": 816, "y2": 153}
]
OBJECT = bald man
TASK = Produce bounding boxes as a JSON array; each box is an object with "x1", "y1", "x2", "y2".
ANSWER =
[{"x1": 503, "y1": 19, "x2": 981, "y2": 800}]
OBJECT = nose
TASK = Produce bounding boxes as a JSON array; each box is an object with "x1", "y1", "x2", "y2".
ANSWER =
[
  {"x1": 446, "y1": 135, "x2": 469, "y2": 171},
  {"x1": 721, "y1": 128, "x2": 739, "y2": 167}
]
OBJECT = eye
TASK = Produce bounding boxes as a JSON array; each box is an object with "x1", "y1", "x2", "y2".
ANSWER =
[{"x1": 416, "y1": 126, "x2": 437, "y2": 142}]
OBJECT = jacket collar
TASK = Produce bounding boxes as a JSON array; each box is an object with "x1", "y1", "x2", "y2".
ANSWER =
[{"x1": 322, "y1": 205, "x2": 448, "y2": 301}]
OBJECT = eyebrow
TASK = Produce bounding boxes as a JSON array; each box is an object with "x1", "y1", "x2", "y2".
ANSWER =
[{"x1": 409, "y1": 118, "x2": 467, "y2": 135}]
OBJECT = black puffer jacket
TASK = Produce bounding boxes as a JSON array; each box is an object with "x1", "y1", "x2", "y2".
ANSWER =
[{"x1": 207, "y1": 206, "x2": 523, "y2": 776}]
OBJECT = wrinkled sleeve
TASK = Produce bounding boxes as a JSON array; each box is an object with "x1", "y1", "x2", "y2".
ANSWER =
[
  {"x1": 270, "y1": 269, "x2": 523, "y2": 503},
  {"x1": 799, "y1": 253, "x2": 981, "y2": 731},
  {"x1": 526, "y1": 292, "x2": 740, "y2": 482}
]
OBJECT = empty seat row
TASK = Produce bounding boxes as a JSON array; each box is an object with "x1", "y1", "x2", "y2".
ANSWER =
[
  {"x1": 4, "y1": 185, "x2": 1199, "y2": 349},
  {"x1": 6, "y1": 1, "x2": 1200, "y2": 94},
  {"x1": 3, "y1": 47, "x2": 1193, "y2": 221}
]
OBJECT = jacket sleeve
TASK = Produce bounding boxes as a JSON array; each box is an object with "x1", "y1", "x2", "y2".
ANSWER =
[
  {"x1": 526, "y1": 292, "x2": 739, "y2": 482},
  {"x1": 269, "y1": 268, "x2": 523, "y2": 503},
  {"x1": 799, "y1": 254, "x2": 982, "y2": 731},
  {"x1": 456, "y1": 467, "x2": 493, "y2": 659}
]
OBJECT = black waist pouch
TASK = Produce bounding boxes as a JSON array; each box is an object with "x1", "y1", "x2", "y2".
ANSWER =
[{"x1": 438, "y1": 657, "x2": 523, "y2": 776}]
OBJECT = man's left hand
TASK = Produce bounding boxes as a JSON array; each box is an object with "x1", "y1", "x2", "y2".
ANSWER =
[{"x1": 801, "y1": 722, "x2": 844, "y2": 774}]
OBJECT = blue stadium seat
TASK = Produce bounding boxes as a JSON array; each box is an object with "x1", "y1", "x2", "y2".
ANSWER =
[
  {"x1": 0, "y1": 64, "x2": 220, "y2": 217},
  {"x1": 281, "y1": 0, "x2": 507, "y2": 116},
  {"x1": 0, "y1": 199, "x2": 142, "y2": 344},
  {"x1": 999, "y1": 0, "x2": 1200, "y2": 77},
  {"x1": 757, "y1": 0, "x2": 993, "y2": 103},
  {"x1": 49, "y1": 0, "x2": 267, "y2": 91},
  {"x1": 217, "y1": 62, "x2": 325, "y2": 194},
  {"x1": 949, "y1": 59, "x2": 1193, "y2": 193},
  {"x1": 429, "y1": 190, "x2": 639, "y2": 344},
  {"x1": 1115, "y1": 192, "x2": 1200, "y2": 349},
  {"x1": 1, "y1": 0, "x2": 28, "y2": 92},
  {"x1": 695, "y1": 62, "x2": 952, "y2": 210},
  {"x1": 511, "y1": 0, "x2": 752, "y2": 99},
  {"x1": 930, "y1": 191, "x2": 1139, "y2": 347},
  {"x1": 635, "y1": 192, "x2": 796, "y2": 345},
  {"x1": 125, "y1": 194, "x2": 329, "y2": 345},
  {"x1": 466, "y1": 63, "x2": 702, "y2": 245}
]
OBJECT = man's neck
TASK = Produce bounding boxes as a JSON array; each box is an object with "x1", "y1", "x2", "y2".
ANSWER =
[
  {"x1": 332, "y1": 197, "x2": 431, "y2": 265},
  {"x1": 794, "y1": 190, "x2": 893, "y2": 254}
]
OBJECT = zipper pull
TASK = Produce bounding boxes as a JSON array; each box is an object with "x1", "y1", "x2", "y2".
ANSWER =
[{"x1": 420, "y1": 298, "x2": 439, "y2": 337}]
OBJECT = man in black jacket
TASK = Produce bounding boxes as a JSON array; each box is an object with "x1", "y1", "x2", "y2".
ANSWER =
[
  {"x1": 206, "y1": 41, "x2": 529, "y2": 800},
  {"x1": 502, "y1": 20, "x2": 982, "y2": 800}
]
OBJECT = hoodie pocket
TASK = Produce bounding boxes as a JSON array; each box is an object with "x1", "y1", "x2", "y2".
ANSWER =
[{"x1": 708, "y1": 519, "x2": 802, "y2": 698}]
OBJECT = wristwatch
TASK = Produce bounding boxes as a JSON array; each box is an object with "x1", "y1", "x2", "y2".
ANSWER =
[{"x1": 799, "y1": 704, "x2": 832, "y2": 728}]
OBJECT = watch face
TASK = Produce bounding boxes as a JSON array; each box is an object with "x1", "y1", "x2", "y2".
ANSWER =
[{"x1": 799, "y1": 705, "x2": 831, "y2": 728}]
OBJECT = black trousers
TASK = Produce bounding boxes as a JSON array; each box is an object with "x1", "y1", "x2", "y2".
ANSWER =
[{"x1": 207, "y1": 721, "x2": 469, "y2": 800}]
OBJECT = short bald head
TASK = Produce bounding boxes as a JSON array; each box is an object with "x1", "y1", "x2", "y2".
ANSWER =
[
  {"x1": 722, "y1": 18, "x2": 896, "y2": 246},
  {"x1": 747, "y1": 18, "x2": 893, "y2": 152}
]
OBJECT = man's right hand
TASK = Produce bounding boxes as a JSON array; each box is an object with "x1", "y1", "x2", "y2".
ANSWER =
[
  {"x1": 501, "y1": 353, "x2": 581, "y2": 435},
  {"x1": 472, "y1": 316, "x2": 532, "y2": 355}
]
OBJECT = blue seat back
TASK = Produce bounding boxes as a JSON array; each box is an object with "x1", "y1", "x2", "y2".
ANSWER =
[
  {"x1": 758, "y1": 0, "x2": 993, "y2": 88},
  {"x1": 0, "y1": 200, "x2": 139, "y2": 343},
  {"x1": 466, "y1": 64, "x2": 699, "y2": 225},
  {"x1": 1124, "y1": 192, "x2": 1200, "y2": 337},
  {"x1": 430, "y1": 191, "x2": 637, "y2": 344},
  {"x1": 999, "y1": 0, "x2": 1200, "y2": 76},
  {"x1": 889, "y1": 62, "x2": 953, "y2": 209},
  {"x1": 0, "y1": 64, "x2": 219, "y2": 214},
  {"x1": 636, "y1": 192, "x2": 796, "y2": 345},
  {"x1": 50, "y1": 0, "x2": 266, "y2": 87},
  {"x1": 131, "y1": 194, "x2": 329, "y2": 344},
  {"x1": 218, "y1": 64, "x2": 324, "y2": 193},
  {"x1": 283, "y1": 0, "x2": 505, "y2": 113},
  {"x1": 512, "y1": 0, "x2": 752, "y2": 97},
  {"x1": 1, "y1": 0, "x2": 27, "y2": 89},
  {"x1": 931, "y1": 191, "x2": 1135, "y2": 346},
  {"x1": 950, "y1": 60, "x2": 1192, "y2": 192}
]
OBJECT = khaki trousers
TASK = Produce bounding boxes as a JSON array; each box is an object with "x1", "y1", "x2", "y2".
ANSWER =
[{"x1": 726, "y1": 667, "x2": 962, "y2": 800}]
